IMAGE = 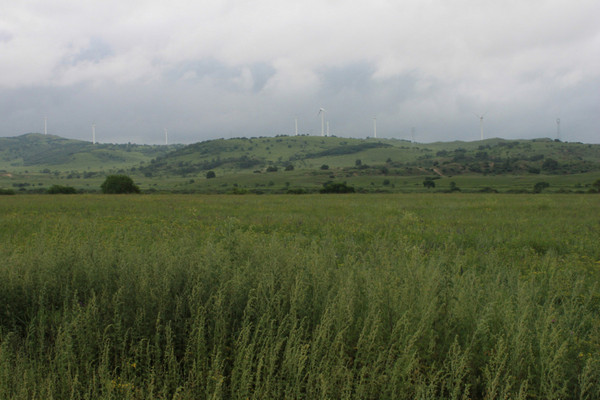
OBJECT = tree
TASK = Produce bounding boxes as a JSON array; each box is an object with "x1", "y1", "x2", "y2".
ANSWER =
[
  {"x1": 320, "y1": 164, "x2": 329, "y2": 170},
  {"x1": 592, "y1": 179, "x2": 600, "y2": 193},
  {"x1": 423, "y1": 179, "x2": 435, "y2": 189},
  {"x1": 542, "y1": 158, "x2": 559, "y2": 172},
  {"x1": 48, "y1": 184, "x2": 76, "y2": 194},
  {"x1": 320, "y1": 182, "x2": 355, "y2": 193},
  {"x1": 206, "y1": 171, "x2": 216, "y2": 179},
  {"x1": 100, "y1": 175, "x2": 140, "y2": 194},
  {"x1": 533, "y1": 181, "x2": 550, "y2": 193},
  {"x1": 285, "y1": 164, "x2": 294, "y2": 171}
]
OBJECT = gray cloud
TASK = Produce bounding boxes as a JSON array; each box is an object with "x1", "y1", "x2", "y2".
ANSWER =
[{"x1": 0, "y1": 0, "x2": 598, "y2": 144}]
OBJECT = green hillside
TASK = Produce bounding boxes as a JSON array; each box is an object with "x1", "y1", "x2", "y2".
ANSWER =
[
  {"x1": 0, "y1": 133, "x2": 180, "y2": 172},
  {"x1": 1, "y1": 133, "x2": 600, "y2": 194},
  {"x1": 140, "y1": 136, "x2": 600, "y2": 177}
]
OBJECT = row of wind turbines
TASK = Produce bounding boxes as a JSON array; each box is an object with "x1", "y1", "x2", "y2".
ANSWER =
[{"x1": 41, "y1": 111, "x2": 563, "y2": 145}]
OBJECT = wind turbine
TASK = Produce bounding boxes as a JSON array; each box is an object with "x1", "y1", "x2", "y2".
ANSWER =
[
  {"x1": 474, "y1": 112, "x2": 487, "y2": 140},
  {"x1": 556, "y1": 118, "x2": 561, "y2": 140},
  {"x1": 164, "y1": 128, "x2": 168, "y2": 145},
  {"x1": 373, "y1": 117, "x2": 377, "y2": 138},
  {"x1": 318, "y1": 108, "x2": 326, "y2": 136},
  {"x1": 92, "y1": 123, "x2": 96, "y2": 144}
]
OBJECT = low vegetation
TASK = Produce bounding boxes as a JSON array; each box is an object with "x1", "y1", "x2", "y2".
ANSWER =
[
  {"x1": 100, "y1": 174, "x2": 140, "y2": 194},
  {"x1": 1, "y1": 194, "x2": 599, "y2": 399}
]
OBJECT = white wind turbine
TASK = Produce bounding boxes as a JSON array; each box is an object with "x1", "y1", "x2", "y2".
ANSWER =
[
  {"x1": 474, "y1": 112, "x2": 487, "y2": 140},
  {"x1": 373, "y1": 117, "x2": 377, "y2": 138},
  {"x1": 318, "y1": 108, "x2": 326, "y2": 136}
]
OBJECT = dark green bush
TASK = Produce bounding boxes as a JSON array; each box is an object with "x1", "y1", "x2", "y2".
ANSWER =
[
  {"x1": 320, "y1": 182, "x2": 355, "y2": 193},
  {"x1": 534, "y1": 181, "x2": 550, "y2": 193},
  {"x1": 47, "y1": 185, "x2": 77, "y2": 194},
  {"x1": 100, "y1": 175, "x2": 140, "y2": 194}
]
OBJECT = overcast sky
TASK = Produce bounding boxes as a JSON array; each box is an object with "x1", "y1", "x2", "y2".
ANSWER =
[{"x1": 1, "y1": 0, "x2": 598, "y2": 144}]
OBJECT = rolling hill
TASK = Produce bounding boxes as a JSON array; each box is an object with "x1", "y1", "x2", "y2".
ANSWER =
[
  {"x1": 0, "y1": 133, "x2": 181, "y2": 172},
  {"x1": 1, "y1": 133, "x2": 600, "y2": 194}
]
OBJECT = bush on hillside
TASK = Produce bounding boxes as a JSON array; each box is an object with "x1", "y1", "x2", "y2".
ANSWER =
[
  {"x1": 47, "y1": 185, "x2": 77, "y2": 194},
  {"x1": 100, "y1": 175, "x2": 140, "y2": 194},
  {"x1": 320, "y1": 182, "x2": 355, "y2": 193},
  {"x1": 533, "y1": 181, "x2": 550, "y2": 193}
]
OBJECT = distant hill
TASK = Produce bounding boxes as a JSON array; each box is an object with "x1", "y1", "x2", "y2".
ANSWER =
[
  {"x1": 0, "y1": 133, "x2": 181, "y2": 172},
  {"x1": 2, "y1": 133, "x2": 599, "y2": 194},
  {"x1": 139, "y1": 135, "x2": 600, "y2": 177}
]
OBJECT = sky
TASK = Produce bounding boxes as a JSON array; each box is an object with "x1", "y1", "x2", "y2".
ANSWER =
[{"x1": 1, "y1": 0, "x2": 599, "y2": 144}]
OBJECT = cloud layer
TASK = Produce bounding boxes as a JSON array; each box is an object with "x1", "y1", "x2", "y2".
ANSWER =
[{"x1": 1, "y1": 0, "x2": 599, "y2": 144}]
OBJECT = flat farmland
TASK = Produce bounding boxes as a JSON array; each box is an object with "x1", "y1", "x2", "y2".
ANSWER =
[{"x1": 1, "y1": 194, "x2": 599, "y2": 399}]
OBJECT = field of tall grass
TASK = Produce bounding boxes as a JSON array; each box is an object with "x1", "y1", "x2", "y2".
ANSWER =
[{"x1": 1, "y1": 194, "x2": 599, "y2": 399}]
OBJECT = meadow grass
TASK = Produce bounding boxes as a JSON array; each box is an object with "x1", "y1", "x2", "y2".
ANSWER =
[{"x1": 1, "y1": 194, "x2": 599, "y2": 399}]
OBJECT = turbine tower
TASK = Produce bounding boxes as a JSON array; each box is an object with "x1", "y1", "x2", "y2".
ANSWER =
[
  {"x1": 475, "y1": 112, "x2": 487, "y2": 140},
  {"x1": 164, "y1": 128, "x2": 168, "y2": 145},
  {"x1": 556, "y1": 118, "x2": 561, "y2": 140},
  {"x1": 373, "y1": 117, "x2": 377, "y2": 138},
  {"x1": 92, "y1": 123, "x2": 96, "y2": 144},
  {"x1": 318, "y1": 108, "x2": 326, "y2": 136}
]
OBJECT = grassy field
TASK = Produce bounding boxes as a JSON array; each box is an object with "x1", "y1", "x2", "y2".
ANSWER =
[{"x1": 1, "y1": 194, "x2": 599, "y2": 399}]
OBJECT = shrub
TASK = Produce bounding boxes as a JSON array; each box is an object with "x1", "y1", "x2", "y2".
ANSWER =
[
  {"x1": 320, "y1": 182, "x2": 355, "y2": 193},
  {"x1": 0, "y1": 188, "x2": 15, "y2": 195},
  {"x1": 533, "y1": 181, "x2": 550, "y2": 193},
  {"x1": 47, "y1": 185, "x2": 77, "y2": 194},
  {"x1": 320, "y1": 164, "x2": 329, "y2": 170},
  {"x1": 423, "y1": 179, "x2": 435, "y2": 189},
  {"x1": 542, "y1": 158, "x2": 559, "y2": 172},
  {"x1": 100, "y1": 175, "x2": 140, "y2": 194},
  {"x1": 284, "y1": 164, "x2": 294, "y2": 171},
  {"x1": 266, "y1": 166, "x2": 278, "y2": 172},
  {"x1": 449, "y1": 181, "x2": 461, "y2": 192},
  {"x1": 206, "y1": 171, "x2": 216, "y2": 179}
]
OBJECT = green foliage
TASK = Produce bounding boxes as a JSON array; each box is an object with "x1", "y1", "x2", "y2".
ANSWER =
[
  {"x1": 423, "y1": 179, "x2": 436, "y2": 189},
  {"x1": 592, "y1": 178, "x2": 600, "y2": 192},
  {"x1": 533, "y1": 181, "x2": 550, "y2": 193},
  {"x1": 47, "y1": 184, "x2": 76, "y2": 194},
  {"x1": 206, "y1": 170, "x2": 216, "y2": 179},
  {"x1": 320, "y1": 164, "x2": 329, "y2": 170},
  {"x1": 0, "y1": 188, "x2": 15, "y2": 195},
  {"x1": 0, "y1": 195, "x2": 599, "y2": 398},
  {"x1": 285, "y1": 164, "x2": 294, "y2": 171},
  {"x1": 320, "y1": 181, "x2": 355, "y2": 193},
  {"x1": 266, "y1": 166, "x2": 278, "y2": 172},
  {"x1": 100, "y1": 174, "x2": 140, "y2": 194},
  {"x1": 542, "y1": 158, "x2": 559, "y2": 172}
]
